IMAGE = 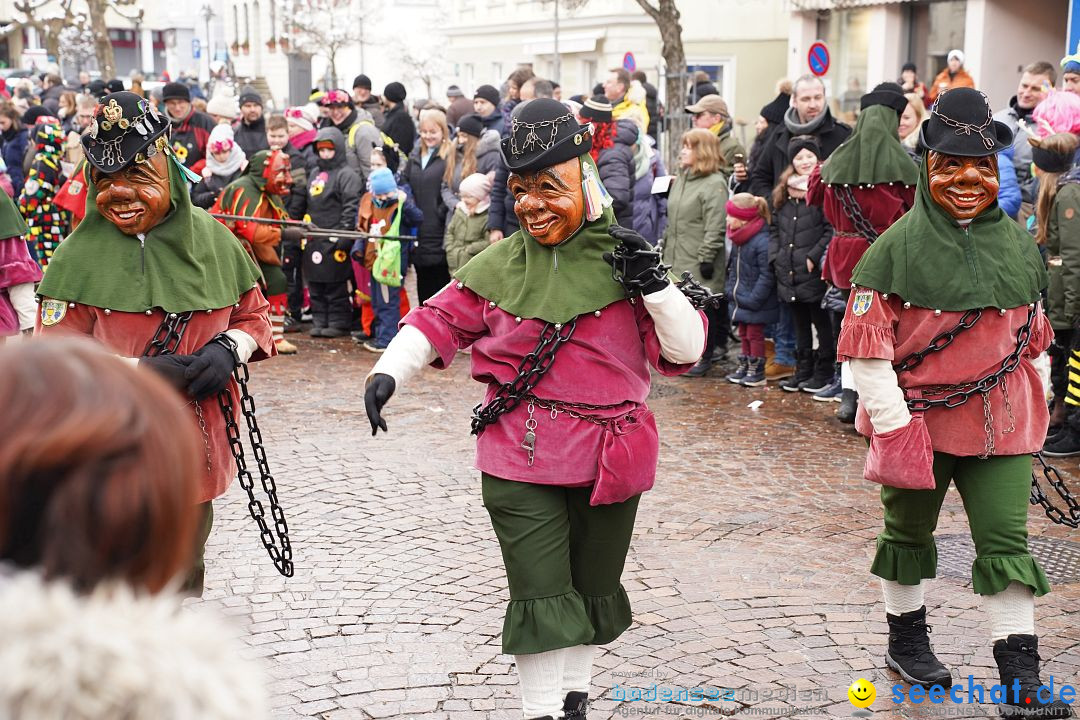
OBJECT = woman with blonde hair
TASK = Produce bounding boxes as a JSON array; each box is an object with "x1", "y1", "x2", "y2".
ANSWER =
[
  {"x1": 403, "y1": 107, "x2": 454, "y2": 302},
  {"x1": 662, "y1": 128, "x2": 728, "y2": 376},
  {"x1": 898, "y1": 92, "x2": 926, "y2": 161}
]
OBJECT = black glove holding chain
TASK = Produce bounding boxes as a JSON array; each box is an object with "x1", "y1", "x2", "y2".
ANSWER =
[
  {"x1": 603, "y1": 225, "x2": 670, "y2": 296},
  {"x1": 139, "y1": 353, "x2": 196, "y2": 392},
  {"x1": 184, "y1": 335, "x2": 238, "y2": 400},
  {"x1": 365, "y1": 374, "x2": 396, "y2": 435}
]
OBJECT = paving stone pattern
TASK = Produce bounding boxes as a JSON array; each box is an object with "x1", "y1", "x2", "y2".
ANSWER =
[{"x1": 193, "y1": 336, "x2": 1080, "y2": 719}]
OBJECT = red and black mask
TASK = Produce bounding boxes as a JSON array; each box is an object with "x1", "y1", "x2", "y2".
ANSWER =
[
  {"x1": 508, "y1": 157, "x2": 585, "y2": 247},
  {"x1": 262, "y1": 150, "x2": 293, "y2": 196},
  {"x1": 926, "y1": 150, "x2": 999, "y2": 221}
]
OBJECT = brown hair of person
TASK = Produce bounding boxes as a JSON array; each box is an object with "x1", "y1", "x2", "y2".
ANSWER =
[
  {"x1": 0, "y1": 338, "x2": 202, "y2": 593},
  {"x1": 266, "y1": 114, "x2": 288, "y2": 132},
  {"x1": 680, "y1": 128, "x2": 723, "y2": 177},
  {"x1": 1032, "y1": 132, "x2": 1080, "y2": 245}
]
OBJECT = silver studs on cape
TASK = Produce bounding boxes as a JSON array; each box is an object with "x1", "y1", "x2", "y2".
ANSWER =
[
  {"x1": 488, "y1": 301, "x2": 496, "y2": 309},
  {"x1": 903, "y1": 302, "x2": 912, "y2": 309},
  {"x1": 104, "y1": 308, "x2": 111, "y2": 316},
  {"x1": 594, "y1": 310, "x2": 601, "y2": 317}
]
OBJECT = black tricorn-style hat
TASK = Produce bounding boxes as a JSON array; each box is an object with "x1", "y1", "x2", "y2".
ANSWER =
[
  {"x1": 499, "y1": 98, "x2": 592, "y2": 173},
  {"x1": 860, "y1": 81, "x2": 908, "y2": 116},
  {"x1": 82, "y1": 91, "x2": 171, "y2": 174},
  {"x1": 919, "y1": 87, "x2": 1013, "y2": 157}
]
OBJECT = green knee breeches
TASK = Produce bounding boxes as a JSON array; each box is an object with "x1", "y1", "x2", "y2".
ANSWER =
[
  {"x1": 481, "y1": 473, "x2": 640, "y2": 655},
  {"x1": 872, "y1": 453, "x2": 1050, "y2": 596}
]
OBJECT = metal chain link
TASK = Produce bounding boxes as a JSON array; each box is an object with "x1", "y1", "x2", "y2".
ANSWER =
[
  {"x1": 1031, "y1": 453, "x2": 1080, "y2": 528},
  {"x1": 471, "y1": 319, "x2": 578, "y2": 435},
  {"x1": 836, "y1": 185, "x2": 880, "y2": 243},
  {"x1": 607, "y1": 243, "x2": 723, "y2": 310}
]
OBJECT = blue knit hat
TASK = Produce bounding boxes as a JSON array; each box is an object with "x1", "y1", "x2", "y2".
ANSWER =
[{"x1": 369, "y1": 167, "x2": 397, "y2": 195}]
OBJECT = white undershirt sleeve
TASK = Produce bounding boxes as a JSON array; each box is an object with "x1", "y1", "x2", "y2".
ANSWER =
[
  {"x1": 641, "y1": 283, "x2": 706, "y2": 364},
  {"x1": 224, "y1": 329, "x2": 258, "y2": 363},
  {"x1": 366, "y1": 325, "x2": 438, "y2": 388},
  {"x1": 849, "y1": 357, "x2": 911, "y2": 434},
  {"x1": 8, "y1": 283, "x2": 36, "y2": 331}
]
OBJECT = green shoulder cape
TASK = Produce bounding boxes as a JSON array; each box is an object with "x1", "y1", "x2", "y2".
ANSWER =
[
  {"x1": 37, "y1": 159, "x2": 262, "y2": 313},
  {"x1": 217, "y1": 150, "x2": 287, "y2": 219},
  {"x1": 820, "y1": 104, "x2": 919, "y2": 187},
  {"x1": 850, "y1": 160, "x2": 1046, "y2": 311},
  {"x1": 0, "y1": 186, "x2": 28, "y2": 238},
  {"x1": 453, "y1": 159, "x2": 625, "y2": 323}
]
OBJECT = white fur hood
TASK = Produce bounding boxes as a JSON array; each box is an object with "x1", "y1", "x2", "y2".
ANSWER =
[{"x1": 0, "y1": 571, "x2": 267, "y2": 720}]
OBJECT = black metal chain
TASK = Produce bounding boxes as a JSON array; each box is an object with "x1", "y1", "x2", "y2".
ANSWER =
[
  {"x1": 141, "y1": 312, "x2": 293, "y2": 577},
  {"x1": 894, "y1": 305, "x2": 1032, "y2": 412},
  {"x1": 214, "y1": 334, "x2": 294, "y2": 578},
  {"x1": 674, "y1": 272, "x2": 725, "y2": 310},
  {"x1": 608, "y1": 243, "x2": 723, "y2": 310},
  {"x1": 893, "y1": 309, "x2": 983, "y2": 374},
  {"x1": 471, "y1": 319, "x2": 578, "y2": 434},
  {"x1": 1030, "y1": 453, "x2": 1080, "y2": 528},
  {"x1": 836, "y1": 185, "x2": 880, "y2": 243}
]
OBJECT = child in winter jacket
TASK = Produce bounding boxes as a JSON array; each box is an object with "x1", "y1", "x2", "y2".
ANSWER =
[
  {"x1": 19, "y1": 118, "x2": 69, "y2": 269},
  {"x1": 191, "y1": 124, "x2": 247, "y2": 209},
  {"x1": 769, "y1": 135, "x2": 834, "y2": 393},
  {"x1": 355, "y1": 167, "x2": 422, "y2": 351},
  {"x1": 303, "y1": 126, "x2": 362, "y2": 337},
  {"x1": 444, "y1": 171, "x2": 493, "y2": 274},
  {"x1": 724, "y1": 193, "x2": 779, "y2": 387}
]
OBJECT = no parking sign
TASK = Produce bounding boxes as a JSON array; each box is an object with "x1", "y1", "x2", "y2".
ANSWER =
[{"x1": 808, "y1": 41, "x2": 830, "y2": 77}]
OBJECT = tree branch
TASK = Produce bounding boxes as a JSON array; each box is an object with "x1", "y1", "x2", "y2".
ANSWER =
[{"x1": 631, "y1": 0, "x2": 661, "y2": 22}]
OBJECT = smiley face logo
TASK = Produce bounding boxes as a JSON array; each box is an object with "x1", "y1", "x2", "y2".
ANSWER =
[{"x1": 847, "y1": 678, "x2": 876, "y2": 709}]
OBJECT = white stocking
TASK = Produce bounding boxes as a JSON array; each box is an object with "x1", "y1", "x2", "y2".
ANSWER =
[
  {"x1": 516, "y1": 648, "x2": 566, "y2": 719},
  {"x1": 881, "y1": 579, "x2": 926, "y2": 615},
  {"x1": 561, "y1": 644, "x2": 595, "y2": 695},
  {"x1": 982, "y1": 581, "x2": 1035, "y2": 642}
]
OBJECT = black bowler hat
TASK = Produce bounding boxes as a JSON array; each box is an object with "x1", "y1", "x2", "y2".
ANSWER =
[
  {"x1": 860, "y1": 82, "x2": 908, "y2": 116},
  {"x1": 82, "y1": 91, "x2": 171, "y2": 174},
  {"x1": 920, "y1": 87, "x2": 1012, "y2": 157},
  {"x1": 499, "y1": 98, "x2": 592, "y2": 173}
]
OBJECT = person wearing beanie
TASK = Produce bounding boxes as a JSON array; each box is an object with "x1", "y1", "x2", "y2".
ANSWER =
[
  {"x1": 1062, "y1": 45, "x2": 1080, "y2": 95},
  {"x1": 808, "y1": 82, "x2": 917, "y2": 419},
  {"x1": 105, "y1": 78, "x2": 125, "y2": 95},
  {"x1": 441, "y1": 113, "x2": 501, "y2": 218},
  {"x1": 838, "y1": 87, "x2": 1072, "y2": 720},
  {"x1": 686, "y1": 93, "x2": 746, "y2": 179},
  {"x1": 928, "y1": 49, "x2": 975, "y2": 104},
  {"x1": 162, "y1": 80, "x2": 215, "y2": 170},
  {"x1": 576, "y1": 96, "x2": 635, "y2": 228},
  {"x1": 380, "y1": 81, "x2": 415, "y2": 159},
  {"x1": 444, "y1": 171, "x2": 493, "y2": 274},
  {"x1": 352, "y1": 73, "x2": 384, "y2": 127},
  {"x1": 232, "y1": 87, "x2": 269, "y2": 158},
  {"x1": 994, "y1": 61, "x2": 1056, "y2": 211},
  {"x1": 364, "y1": 98, "x2": 708, "y2": 720},
  {"x1": 318, "y1": 89, "x2": 383, "y2": 186},
  {"x1": 472, "y1": 84, "x2": 504, "y2": 134},
  {"x1": 205, "y1": 86, "x2": 240, "y2": 124},
  {"x1": 898, "y1": 62, "x2": 928, "y2": 102},
  {"x1": 355, "y1": 166, "x2": 422, "y2": 351},
  {"x1": 770, "y1": 135, "x2": 833, "y2": 394},
  {"x1": 86, "y1": 78, "x2": 108, "y2": 100},
  {"x1": 445, "y1": 84, "x2": 473, "y2": 129},
  {"x1": 302, "y1": 126, "x2": 362, "y2": 337},
  {"x1": 191, "y1": 123, "x2": 247, "y2": 210}
]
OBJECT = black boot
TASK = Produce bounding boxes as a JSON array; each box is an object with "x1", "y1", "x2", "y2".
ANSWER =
[
  {"x1": 779, "y1": 349, "x2": 814, "y2": 392},
  {"x1": 741, "y1": 357, "x2": 767, "y2": 387},
  {"x1": 802, "y1": 347, "x2": 836, "y2": 393},
  {"x1": 1043, "y1": 426, "x2": 1080, "y2": 457},
  {"x1": 994, "y1": 634, "x2": 1074, "y2": 718},
  {"x1": 837, "y1": 389, "x2": 858, "y2": 423},
  {"x1": 685, "y1": 354, "x2": 713, "y2": 378},
  {"x1": 563, "y1": 691, "x2": 588, "y2": 719},
  {"x1": 885, "y1": 607, "x2": 953, "y2": 689}
]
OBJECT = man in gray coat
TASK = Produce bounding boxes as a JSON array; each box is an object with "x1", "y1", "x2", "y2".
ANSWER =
[{"x1": 994, "y1": 61, "x2": 1055, "y2": 206}]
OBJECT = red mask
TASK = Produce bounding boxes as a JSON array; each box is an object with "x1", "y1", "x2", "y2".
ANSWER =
[
  {"x1": 508, "y1": 158, "x2": 584, "y2": 246},
  {"x1": 263, "y1": 150, "x2": 293, "y2": 196},
  {"x1": 927, "y1": 150, "x2": 999, "y2": 221},
  {"x1": 92, "y1": 151, "x2": 172, "y2": 236}
]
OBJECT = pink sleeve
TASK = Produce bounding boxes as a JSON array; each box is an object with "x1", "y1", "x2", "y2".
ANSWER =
[
  {"x1": 401, "y1": 284, "x2": 489, "y2": 368},
  {"x1": 836, "y1": 288, "x2": 899, "y2": 362},
  {"x1": 635, "y1": 300, "x2": 703, "y2": 376},
  {"x1": 230, "y1": 287, "x2": 275, "y2": 361}
]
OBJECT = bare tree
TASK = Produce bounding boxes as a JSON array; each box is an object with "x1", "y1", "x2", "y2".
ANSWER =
[
  {"x1": 393, "y1": 40, "x2": 446, "y2": 100},
  {"x1": 283, "y1": 0, "x2": 369, "y2": 90},
  {"x1": 3, "y1": 0, "x2": 138, "y2": 79},
  {"x1": 631, "y1": 0, "x2": 686, "y2": 112},
  {"x1": 7, "y1": 0, "x2": 76, "y2": 61}
]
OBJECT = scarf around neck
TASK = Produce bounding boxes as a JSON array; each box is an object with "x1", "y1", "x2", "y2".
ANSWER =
[
  {"x1": 205, "y1": 143, "x2": 247, "y2": 176},
  {"x1": 850, "y1": 159, "x2": 1046, "y2": 310},
  {"x1": 729, "y1": 216, "x2": 765, "y2": 245},
  {"x1": 784, "y1": 106, "x2": 829, "y2": 136},
  {"x1": 453, "y1": 155, "x2": 627, "y2": 324}
]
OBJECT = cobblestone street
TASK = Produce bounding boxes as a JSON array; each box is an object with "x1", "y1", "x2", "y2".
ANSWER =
[{"x1": 193, "y1": 335, "x2": 1080, "y2": 720}]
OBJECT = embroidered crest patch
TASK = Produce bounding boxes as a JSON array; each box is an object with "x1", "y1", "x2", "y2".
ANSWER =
[
  {"x1": 852, "y1": 289, "x2": 874, "y2": 316},
  {"x1": 40, "y1": 298, "x2": 67, "y2": 326}
]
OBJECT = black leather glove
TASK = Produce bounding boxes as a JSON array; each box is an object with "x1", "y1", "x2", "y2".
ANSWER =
[
  {"x1": 699, "y1": 262, "x2": 714, "y2": 280},
  {"x1": 139, "y1": 353, "x2": 196, "y2": 392},
  {"x1": 365, "y1": 373, "x2": 396, "y2": 436},
  {"x1": 281, "y1": 227, "x2": 304, "y2": 245},
  {"x1": 184, "y1": 338, "x2": 237, "y2": 400},
  {"x1": 603, "y1": 225, "x2": 669, "y2": 295}
]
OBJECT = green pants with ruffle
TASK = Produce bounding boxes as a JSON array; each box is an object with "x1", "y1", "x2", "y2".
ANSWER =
[
  {"x1": 872, "y1": 453, "x2": 1050, "y2": 597},
  {"x1": 481, "y1": 473, "x2": 639, "y2": 655}
]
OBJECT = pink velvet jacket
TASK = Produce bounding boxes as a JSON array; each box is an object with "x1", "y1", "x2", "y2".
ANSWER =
[
  {"x1": 403, "y1": 283, "x2": 702, "y2": 485},
  {"x1": 836, "y1": 288, "x2": 1052, "y2": 457}
]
